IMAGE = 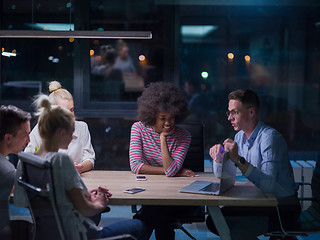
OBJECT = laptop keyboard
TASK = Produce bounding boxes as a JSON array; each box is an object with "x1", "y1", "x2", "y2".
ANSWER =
[{"x1": 200, "y1": 182, "x2": 219, "y2": 192}]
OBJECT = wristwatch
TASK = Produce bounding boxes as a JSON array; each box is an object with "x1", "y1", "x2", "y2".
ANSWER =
[{"x1": 235, "y1": 157, "x2": 246, "y2": 167}]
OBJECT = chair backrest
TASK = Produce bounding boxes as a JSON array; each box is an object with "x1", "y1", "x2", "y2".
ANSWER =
[
  {"x1": 177, "y1": 123, "x2": 204, "y2": 172},
  {"x1": 17, "y1": 152, "x2": 66, "y2": 240}
]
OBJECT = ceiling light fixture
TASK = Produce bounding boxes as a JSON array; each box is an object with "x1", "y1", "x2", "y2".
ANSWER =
[
  {"x1": 1, "y1": 52, "x2": 17, "y2": 57},
  {"x1": 0, "y1": 30, "x2": 152, "y2": 39},
  {"x1": 181, "y1": 25, "x2": 217, "y2": 38}
]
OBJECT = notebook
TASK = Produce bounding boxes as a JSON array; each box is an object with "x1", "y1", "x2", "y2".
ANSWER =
[{"x1": 179, "y1": 153, "x2": 237, "y2": 195}]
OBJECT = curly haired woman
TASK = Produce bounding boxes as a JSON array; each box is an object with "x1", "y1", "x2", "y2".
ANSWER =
[
  {"x1": 129, "y1": 81, "x2": 197, "y2": 177},
  {"x1": 129, "y1": 81, "x2": 198, "y2": 239}
]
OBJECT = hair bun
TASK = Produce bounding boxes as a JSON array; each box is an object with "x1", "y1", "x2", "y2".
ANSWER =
[
  {"x1": 49, "y1": 81, "x2": 62, "y2": 93},
  {"x1": 39, "y1": 95, "x2": 51, "y2": 110}
]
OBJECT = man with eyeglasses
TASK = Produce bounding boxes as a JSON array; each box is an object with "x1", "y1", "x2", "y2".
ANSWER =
[
  {"x1": 206, "y1": 89, "x2": 300, "y2": 240},
  {"x1": 0, "y1": 105, "x2": 31, "y2": 240}
]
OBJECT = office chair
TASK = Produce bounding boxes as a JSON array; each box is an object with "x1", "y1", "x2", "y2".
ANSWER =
[
  {"x1": 266, "y1": 154, "x2": 320, "y2": 239},
  {"x1": 17, "y1": 152, "x2": 67, "y2": 240},
  {"x1": 173, "y1": 123, "x2": 206, "y2": 240},
  {"x1": 177, "y1": 123, "x2": 205, "y2": 172},
  {"x1": 17, "y1": 152, "x2": 132, "y2": 240}
]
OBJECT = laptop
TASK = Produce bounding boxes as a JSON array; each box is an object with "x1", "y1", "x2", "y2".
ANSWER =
[{"x1": 179, "y1": 153, "x2": 237, "y2": 195}]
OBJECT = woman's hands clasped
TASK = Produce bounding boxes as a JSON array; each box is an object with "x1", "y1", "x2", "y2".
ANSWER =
[{"x1": 88, "y1": 186, "x2": 112, "y2": 210}]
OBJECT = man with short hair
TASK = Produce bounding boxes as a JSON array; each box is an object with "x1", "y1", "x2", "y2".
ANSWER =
[
  {"x1": 206, "y1": 89, "x2": 300, "y2": 240},
  {"x1": 0, "y1": 105, "x2": 31, "y2": 239}
]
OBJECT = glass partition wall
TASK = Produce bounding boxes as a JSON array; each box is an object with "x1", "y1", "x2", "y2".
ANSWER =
[{"x1": 1, "y1": 0, "x2": 320, "y2": 169}]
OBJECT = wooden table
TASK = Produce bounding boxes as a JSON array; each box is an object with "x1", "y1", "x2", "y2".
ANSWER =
[{"x1": 82, "y1": 171, "x2": 277, "y2": 240}]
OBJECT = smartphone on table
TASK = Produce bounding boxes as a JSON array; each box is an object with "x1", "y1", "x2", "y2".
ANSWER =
[
  {"x1": 136, "y1": 175, "x2": 147, "y2": 181},
  {"x1": 123, "y1": 187, "x2": 145, "y2": 194}
]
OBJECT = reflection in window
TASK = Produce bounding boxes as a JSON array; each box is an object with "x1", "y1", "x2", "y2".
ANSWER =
[
  {"x1": 90, "y1": 39, "x2": 161, "y2": 102},
  {"x1": 1, "y1": 38, "x2": 74, "y2": 101},
  {"x1": 179, "y1": 9, "x2": 320, "y2": 151},
  {"x1": 1, "y1": 1, "x2": 320, "y2": 170}
]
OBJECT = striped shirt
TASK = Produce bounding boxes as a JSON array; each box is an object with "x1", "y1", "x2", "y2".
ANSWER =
[{"x1": 129, "y1": 121, "x2": 191, "y2": 177}]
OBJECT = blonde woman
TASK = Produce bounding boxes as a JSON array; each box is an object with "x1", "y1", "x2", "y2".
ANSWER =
[
  {"x1": 14, "y1": 95, "x2": 147, "y2": 240},
  {"x1": 25, "y1": 81, "x2": 95, "y2": 173}
]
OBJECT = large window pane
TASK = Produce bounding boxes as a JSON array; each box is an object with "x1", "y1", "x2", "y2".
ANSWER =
[
  {"x1": 1, "y1": 1, "x2": 319, "y2": 170},
  {"x1": 178, "y1": 4, "x2": 320, "y2": 152},
  {"x1": 1, "y1": 38, "x2": 74, "y2": 101}
]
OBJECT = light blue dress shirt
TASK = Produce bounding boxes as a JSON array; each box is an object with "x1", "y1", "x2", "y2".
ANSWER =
[{"x1": 235, "y1": 121, "x2": 298, "y2": 199}]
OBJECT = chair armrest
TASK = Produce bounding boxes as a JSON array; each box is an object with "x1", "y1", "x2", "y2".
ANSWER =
[{"x1": 17, "y1": 178, "x2": 49, "y2": 197}]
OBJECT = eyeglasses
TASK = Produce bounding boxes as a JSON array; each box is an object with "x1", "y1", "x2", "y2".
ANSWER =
[
  {"x1": 226, "y1": 110, "x2": 240, "y2": 117},
  {"x1": 226, "y1": 106, "x2": 252, "y2": 117}
]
